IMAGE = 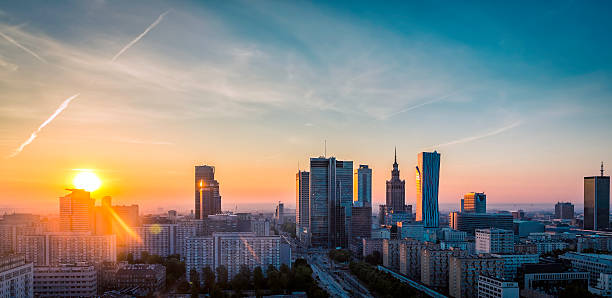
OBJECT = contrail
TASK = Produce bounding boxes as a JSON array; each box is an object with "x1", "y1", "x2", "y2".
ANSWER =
[
  {"x1": 431, "y1": 120, "x2": 522, "y2": 149},
  {"x1": 0, "y1": 31, "x2": 47, "y2": 63},
  {"x1": 111, "y1": 10, "x2": 170, "y2": 61},
  {"x1": 8, "y1": 93, "x2": 80, "y2": 158},
  {"x1": 384, "y1": 88, "x2": 467, "y2": 119}
]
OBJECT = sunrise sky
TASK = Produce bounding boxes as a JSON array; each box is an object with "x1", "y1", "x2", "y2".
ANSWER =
[{"x1": 1, "y1": 1, "x2": 611, "y2": 213}]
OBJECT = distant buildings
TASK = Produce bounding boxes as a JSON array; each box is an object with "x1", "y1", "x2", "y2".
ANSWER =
[
  {"x1": 584, "y1": 164, "x2": 610, "y2": 231},
  {"x1": 127, "y1": 224, "x2": 177, "y2": 259},
  {"x1": 477, "y1": 275, "x2": 518, "y2": 298},
  {"x1": 194, "y1": 165, "x2": 221, "y2": 220},
  {"x1": 416, "y1": 151, "x2": 440, "y2": 228},
  {"x1": 461, "y1": 192, "x2": 486, "y2": 213},
  {"x1": 17, "y1": 232, "x2": 116, "y2": 266},
  {"x1": 386, "y1": 149, "x2": 406, "y2": 212},
  {"x1": 559, "y1": 252, "x2": 612, "y2": 287},
  {"x1": 475, "y1": 228, "x2": 514, "y2": 254},
  {"x1": 512, "y1": 220, "x2": 544, "y2": 240},
  {"x1": 355, "y1": 164, "x2": 372, "y2": 207},
  {"x1": 309, "y1": 157, "x2": 353, "y2": 248},
  {"x1": 554, "y1": 202, "x2": 574, "y2": 220},
  {"x1": 60, "y1": 189, "x2": 95, "y2": 233},
  {"x1": 184, "y1": 232, "x2": 288, "y2": 279},
  {"x1": 490, "y1": 253, "x2": 539, "y2": 280},
  {"x1": 399, "y1": 239, "x2": 439, "y2": 280},
  {"x1": 0, "y1": 253, "x2": 33, "y2": 298},
  {"x1": 295, "y1": 170, "x2": 309, "y2": 242},
  {"x1": 251, "y1": 218, "x2": 270, "y2": 236},
  {"x1": 33, "y1": 263, "x2": 97, "y2": 297},
  {"x1": 448, "y1": 254, "x2": 505, "y2": 298},
  {"x1": 449, "y1": 212, "x2": 513, "y2": 235}
]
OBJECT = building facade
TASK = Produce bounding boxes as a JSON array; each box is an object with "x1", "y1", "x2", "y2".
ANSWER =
[
  {"x1": 60, "y1": 189, "x2": 95, "y2": 233},
  {"x1": 17, "y1": 232, "x2": 116, "y2": 266},
  {"x1": 584, "y1": 169, "x2": 610, "y2": 231},
  {"x1": 421, "y1": 248, "x2": 468, "y2": 290},
  {"x1": 33, "y1": 263, "x2": 97, "y2": 297},
  {"x1": 475, "y1": 228, "x2": 514, "y2": 254},
  {"x1": 448, "y1": 254, "x2": 504, "y2": 298},
  {"x1": 461, "y1": 192, "x2": 486, "y2": 213},
  {"x1": 554, "y1": 202, "x2": 575, "y2": 220},
  {"x1": 127, "y1": 224, "x2": 177, "y2": 259},
  {"x1": 490, "y1": 254, "x2": 539, "y2": 280},
  {"x1": 559, "y1": 252, "x2": 612, "y2": 286},
  {"x1": 399, "y1": 239, "x2": 439, "y2": 280},
  {"x1": 296, "y1": 170, "x2": 309, "y2": 243},
  {"x1": 477, "y1": 275, "x2": 519, "y2": 298},
  {"x1": 386, "y1": 149, "x2": 406, "y2": 212},
  {"x1": 355, "y1": 165, "x2": 372, "y2": 206},
  {"x1": 0, "y1": 254, "x2": 33, "y2": 298},
  {"x1": 114, "y1": 263, "x2": 166, "y2": 293},
  {"x1": 450, "y1": 212, "x2": 513, "y2": 235},
  {"x1": 195, "y1": 165, "x2": 221, "y2": 220},
  {"x1": 416, "y1": 151, "x2": 440, "y2": 228},
  {"x1": 351, "y1": 205, "x2": 372, "y2": 241}
]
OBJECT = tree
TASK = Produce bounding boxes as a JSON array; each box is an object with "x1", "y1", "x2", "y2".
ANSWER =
[
  {"x1": 266, "y1": 265, "x2": 281, "y2": 293},
  {"x1": 189, "y1": 269, "x2": 200, "y2": 297},
  {"x1": 365, "y1": 251, "x2": 382, "y2": 265},
  {"x1": 177, "y1": 280, "x2": 191, "y2": 293},
  {"x1": 127, "y1": 253, "x2": 135, "y2": 264},
  {"x1": 253, "y1": 266, "x2": 266, "y2": 290},
  {"x1": 216, "y1": 265, "x2": 228, "y2": 289},
  {"x1": 203, "y1": 266, "x2": 216, "y2": 292}
]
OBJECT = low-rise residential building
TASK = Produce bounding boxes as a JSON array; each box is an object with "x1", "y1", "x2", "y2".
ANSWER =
[
  {"x1": 33, "y1": 263, "x2": 97, "y2": 297},
  {"x1": 490, "y1": 254, "x2": 539, "y2": 280},
  {"x1": 449, "y1": 254, "x2": 504, "y2": 298},
  {"x1": 559, "y1": 252, "x2": 612, "y2": 286},
  {"x1": 478, "y1": 275, "x2": 519, "y2": 298},
  {"x1": 0, "y1": 253, "x2": 33, "y2": 298}
]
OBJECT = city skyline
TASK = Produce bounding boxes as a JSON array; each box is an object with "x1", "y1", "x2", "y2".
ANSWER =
[{"x1": 1, "y1": 1, "x2": 612, "y2": 212}]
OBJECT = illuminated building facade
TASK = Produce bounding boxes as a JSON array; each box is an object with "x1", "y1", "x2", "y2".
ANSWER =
[
  {"x1": 461, "y1": 192, "x2": 486, "y2": 213},
  {"x1": 416, "y1": 151, "x2": 440, "y2": 228},
  {"x1": 584, "y1": 165, "x2": 610, "y2": 231},
  {"x1": 59, "y1": 189, "x2": 95, "y2": 233},
  {"x1": 195, "y1": 165, "x2": 221, "y2": 220}
]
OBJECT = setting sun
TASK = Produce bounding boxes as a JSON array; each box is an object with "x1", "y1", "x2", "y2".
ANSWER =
[{"x1": 73, "y1": 170, "x2": 102, "y2": 192}]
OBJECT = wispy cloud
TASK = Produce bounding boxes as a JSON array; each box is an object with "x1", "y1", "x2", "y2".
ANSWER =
[
  {"x1": 383, "y1": 89, "x2": 468, "y2": 120},
  {"x1": 0, "y1": 56, "x2": 18, "y2": 71},
  {"x1": 8, "y1": 93, "x2": 80, "y2": 158},
  {"x1": 112, "y1": 10, "x2": 170, "y2": 62},
  {"x1": 0, "y1": 31, "x2": 47, "y2": 63},
  {"x1": 430, "y1": 120, "x2": 522, "y2": 149}
]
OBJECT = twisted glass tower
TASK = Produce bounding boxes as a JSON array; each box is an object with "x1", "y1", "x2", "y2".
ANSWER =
[{"x1": 416, "y1": 151, "x2": 440, "y2": 228}]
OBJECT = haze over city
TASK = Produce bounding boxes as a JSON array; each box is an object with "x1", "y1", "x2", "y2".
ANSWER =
[{"x1": 1, "y1": 1, "x2": 611, "y2": 213}]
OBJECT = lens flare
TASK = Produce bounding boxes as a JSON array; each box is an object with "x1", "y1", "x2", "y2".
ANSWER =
[{"x1": 73, "y1": 170, "x2": 102, "y2": 192}]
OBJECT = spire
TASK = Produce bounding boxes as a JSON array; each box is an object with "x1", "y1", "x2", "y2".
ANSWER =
[
  {"x1": 394, "y1": 147, "x2": 397, "y2": 164},
  {"x1": 602, "y1": 161, "x2": 605, "y2": 177}
]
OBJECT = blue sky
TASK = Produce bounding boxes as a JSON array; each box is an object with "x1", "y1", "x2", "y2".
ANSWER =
[{"x1": 0, "y1": 0, "x2": 610, "y2": 212}]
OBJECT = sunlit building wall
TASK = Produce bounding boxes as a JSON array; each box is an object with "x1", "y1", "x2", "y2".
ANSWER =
[
  {"x1": 33, "y1": 263, "x2": 96, "y2": 297},
  {"x1": 195, "y1": 165, "x2": 222, "y2": 220},
  {"x1": 17, "y1": 232, "x2": 116, "y2": 266},
  {"x1": 461, "y1": 192, "x2": 486, "y2": 213},
  {"x1": 127, "y1": 224, "x2": 177, "y2": 259},
  {"x1": 295, "y1": 171, "x2": 309, "y2": 243},
  {"x1": 584, "y1": 172, "x2": 610, "y2": 231},
  {"x1": 416, "y1": 151, "x2": 440, "y2": 228},
  {"x1": 59, "y1": 189, "x2": 95, "y2": 233}
]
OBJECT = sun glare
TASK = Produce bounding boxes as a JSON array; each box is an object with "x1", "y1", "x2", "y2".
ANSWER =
[{"x1": 73, "y1": 170, "x2": 102, "y2": 192}]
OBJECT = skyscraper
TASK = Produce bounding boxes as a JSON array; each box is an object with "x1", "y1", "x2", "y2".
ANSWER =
[
  {"x1": 60, "y1": 189, "x2": 95, "y2": 233},
  {"x1": 309, "y1": 157, "x2": 353, "y2": 248},
  {"x1": 461, "y1": 192, "x2": 486, "y2": 213},
  {"x1": 386, "y1": 148, "x2": 406, "y2": 211},
  {"x1": 416, "y1": 151, "x2": 440, "y2": 228},
  {"x1": 355, "y1": 165, "x2": 372, "y2": 207},
  {"x1": 195, "y1": 165, "x2": 221, "y2": 219},
  {"x1": 296, "y1": 171, "x2": 309, "y2": 242},
  {"x1": 584, "y1": 163, "x2": 610, "y2": 231},
  {"x1": 554, "y1": 202, "x2": 575, "y2": 219}
]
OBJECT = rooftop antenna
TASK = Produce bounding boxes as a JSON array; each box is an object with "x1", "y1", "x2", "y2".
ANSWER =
[
  {"x1": 602, "y1": 161, "x2": 605, "y2": 177},
  {"x1": 324, "y1": 139, "x2": 327, "y2": 158}
]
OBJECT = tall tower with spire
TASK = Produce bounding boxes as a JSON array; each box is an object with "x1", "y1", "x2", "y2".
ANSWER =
[
  {"x1": 386, "y1": 147, "x2": 406, "y2": 212},
  {"x1": 584, "y1": 162, "x2": 610, "y2": 231}
]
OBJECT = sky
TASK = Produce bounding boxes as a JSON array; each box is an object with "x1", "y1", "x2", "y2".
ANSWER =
[{"x1": 0, "y1": 0, "x2": 611, "y2": 214}]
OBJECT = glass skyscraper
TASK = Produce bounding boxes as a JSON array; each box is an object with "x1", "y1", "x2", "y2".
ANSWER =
[
  {"x1": 296, "y1": 170, "x2": 309, "y2": 243},
  {"x1": 355, "y1": 164, "x2": 372, "y2": 207},
  {"x1": 195, "y1": 165, "x2": 221, "y2": 219},
  {"x1": 416, "y1": 151, "x2": 440, "y2": 228},
  {"x1": 309, "y1": 157, "x2": 353, "y2": 248},
  {"x1": 584, "y1": 165, "x2": 610, "y2": 231},
  {"x1": 461, "y1": 192, "x2": 486, "y2": 213}
]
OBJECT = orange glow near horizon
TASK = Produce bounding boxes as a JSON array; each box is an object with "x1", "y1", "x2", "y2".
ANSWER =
[
  {"x1": 104, "y1": 204, "x2": 143, "y2": 244},
  {"x1": 72, "y1": 170, "x2": 102, "y2": 192}
]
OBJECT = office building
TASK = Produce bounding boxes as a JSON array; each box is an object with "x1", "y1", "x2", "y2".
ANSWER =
[
  {"x1": 185, "y1": 232, "x2": 285, "y2": 279},
  {"x1": 296, "y1": 170, "x2": 309, "y2": 242},
  {"x1": 0, "y1": 254, "x2": 33, "y2": 298},
  {"x1": 554, "y1": 202, "x2": 575, "y2": 220},
  {"x1": 477, "y1": 275, "x2": 519, "y2": 298},
  {"x1": 33, "y1": 263, "x2": 97, "y2": 297},
  {"x1": 461, "y1": 192, "x2": 486, "y2": 213},
  {"x1": 195, "y1": 165, "x2": 221, "y2": 220},
  {"x1": 416, "y1": 151, "x2": 440, "y2": 228},
  {"x1": 355, "y1": 165, "x2": 372, "y2": 207},
  {"x1": 60, "y1": 189, "x2": 95, "y2": 233},
  {"x1": 490, "y1": 254, "x2": 539, "y2": 280},
  {"x1": 398, "y1": 222, "x2": 424, "y2": 241},
  {"x1": 351, "y1": 205, "x2": 372, "y2": 241},
  {"x1": 475, "y1": 228, "x2": 514, "y2": 254},
  {"x1": 449, "y1": 254, "x2": 504, "y2": 298},
  {"x1": 584, "y1": 163, "x2": 610, "y2": 230},
  {"x1": 559, "y1": 252, "x2": 612, "y2": 286},
  {"x1": 386, "y1": 149, "x2": 406, "y2": 212},
  {"x1": 512, "y1": 220, "x2": 544, "y2": 240},
  {"x1": 17, "y1": 232, "x2": 116, "y2": 266},
  {"x1": 399, "y1": 238, "x2": 439, "y2": 280},
  {"x1": 511, "y1": 210, "x2": 524, "y2": 220},
  {"x1": 421, "y1": 248, "x2": 468, "y2": 290},
  {"x1": 449, "y1": 212, "x2": 513, "y2": 235},
  {"x1": 309, "y1": 157, "x2": 353, "y2": 248},
  {"x1": 127, "y1": 224, "x2": 177, "y2": 259}
]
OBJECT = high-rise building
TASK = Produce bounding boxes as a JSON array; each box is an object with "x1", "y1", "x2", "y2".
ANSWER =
[
  {"x1": 449, "y1": 254, "x2": 505, "y2": 298},
  {"x1": 17, "y1": 233, "x2": 116, "y2": 266},
  {"x1": 309, "y1": 157, "x2": 353, "y2": 248},
  {"x1": 351, "y1": 205, "x2": 372, "y2": 241},
  {"x1": 296, "y1": 171, "x2": 309, "y2": 242},
  {"x1": 554, "y1": 202, "x2": 575, "y2": 220},
  {"x1": 33, "y1": 263, "x2": 97, "y2": 297},
  {"x1": 475, "y1": 228, "x2": 514, "y2": 254},
  {"x1": 195, "y1": 165, "x2": 221, "y2": 220},
  {"x1": 386, "y1": 149, "x2": 406, "y2": 212},
  {"x1": 60, "y1": 189, "x2": 95, "y2": 233},
  {"x1": 0, "y1": 253, "x2": 33, "y2": 298},
  {"x1": 355, "y1": 165, "x2": 372, "y2": 207},
  {"x1": 449, "y1": 212, "x2": 513, "y2": 235},
  {"x1": 461, "y1": 192, "x2": 486, "y2": 213},
  {"x1": 416, "y1": 151, "x2": 440, "y2": 228},
  {"x1": 398, "y1": 238, "x2": 439, "y2": 280},
  {"x1": 421, "y1": 248, "x2": 468, "y2": 290},
  {"x1": 584, "y1": 164, "x2": 610, "y2": 231},
  {"x1": 127, "y1": 224, "x2": 177, "y2": 259}
]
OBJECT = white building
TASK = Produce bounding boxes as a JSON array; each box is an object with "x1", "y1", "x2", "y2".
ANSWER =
[
  {"x1": 476, "y1": 229, "x2": 514, "y2": 254},
  {"x1": 478, "y1": 275, "x2": 518, "y2": 298},
  {"x1": 185, "y1": 232, "x2": 286, "y2": 279},
  {"x1": 17, "y1": 232, "x2": 116, "y2": 266},
  {"x1": 560, "y1": 252, "x2": 612, "y2": 286},
  {"x1": 251, "y1": 219, "x2": 270, "y2": 236},
  {"x1": 0, "y1": 254, "x2": 33, "y2": 298},
  {"x1": 33, "y1": 263, "x2": 97, "y2": 297},
  {"x1": 589, "y1": 273, "x2": 612, "y2": 297},
  {"x1": 127, "y1": 224, "x2": 177, "y2": 259},
  {"x1": 490, "y1": 254, "x2": 539, "y2": 280}
]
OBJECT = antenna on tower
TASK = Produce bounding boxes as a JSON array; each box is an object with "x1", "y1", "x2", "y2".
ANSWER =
[
  {"x1": 324, "y1": 140, "x2": 327, "y2": 158},
  {"x1": 602, "y1": 161, "x2": 605, "y2": 177}
]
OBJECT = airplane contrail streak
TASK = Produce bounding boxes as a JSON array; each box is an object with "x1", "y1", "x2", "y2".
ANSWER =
[
  {"x1": 0, "y1": 31, "x2": 47, "y2": 63},
  {"x1": 431, "y1": 120, "x2": 522, "y2": 149},
  {"x1": 111, "y1": 10, "x2": 170, "y2": 62},
  {"x1": 384, "y1": 88, "x2": 467, "y2": 119},
  {"x1": 8, "y1": 93, "x2": 80, "y2": 158}
]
